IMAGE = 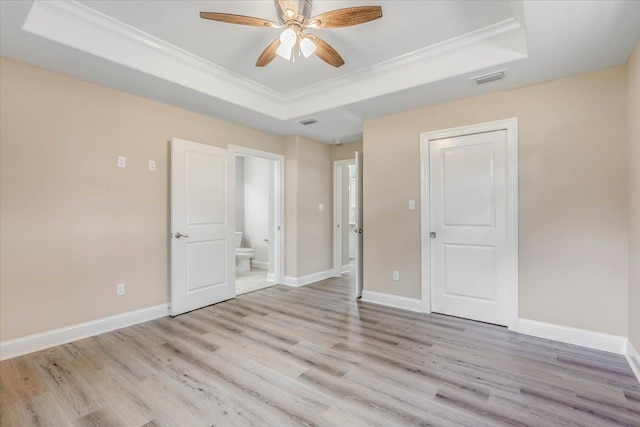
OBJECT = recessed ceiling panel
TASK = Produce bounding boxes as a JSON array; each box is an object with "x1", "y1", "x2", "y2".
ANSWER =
[{"x1": 77, "y1": 0, "x2": 515, "y2": 93}]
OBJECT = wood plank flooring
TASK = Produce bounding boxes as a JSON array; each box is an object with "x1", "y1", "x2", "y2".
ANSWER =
[{"x1": 1, "y1": 273, "x2": 639, "y2": 426}]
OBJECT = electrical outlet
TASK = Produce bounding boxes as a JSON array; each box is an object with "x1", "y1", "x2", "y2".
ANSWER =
[
  {"x1": 117, "y1": 283, "x2": 125, "y2": 296},
  {"x1": 319, "y1": 203, "x2": 324, "y2": 211},
  {"x1": 149, "y1": 160, "x2": 156, "y2": 171},
  {"x1": 409, "y1": 200, "x2": 416, "y2": 210},
  {"x1": 393, "y1": 271, "x2": 400, "y2": 281},
  {"x1": 117, "y1": 156, "x2": 126, "y2": 168}
]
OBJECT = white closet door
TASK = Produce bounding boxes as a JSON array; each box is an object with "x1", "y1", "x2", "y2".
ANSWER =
[{"x1": 430, "y1": 130, "x2": 508, "y2": 326}]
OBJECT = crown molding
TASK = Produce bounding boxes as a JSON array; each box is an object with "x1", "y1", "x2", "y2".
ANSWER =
[
  {"x1": 23, "y1": 0, "x2": 288, "y2": 117},
  {"x1": 22, "y1": 1, "x2": 529, "y2": 121},
  {"x1": 284, "y1": 19, "x2": 528, "y2": 117},
  {"x1": 285, "y1": 18, "x2": 524, "y2": 101}
]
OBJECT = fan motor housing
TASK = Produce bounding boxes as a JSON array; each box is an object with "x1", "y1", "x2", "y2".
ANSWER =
[{"x1": 275, "y1": 0, "x2": 313, "y2": 25}]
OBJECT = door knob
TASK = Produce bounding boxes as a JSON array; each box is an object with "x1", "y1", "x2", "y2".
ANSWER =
[{"x1": 175, "y1": 232, "x2": 189, "y2": 239}]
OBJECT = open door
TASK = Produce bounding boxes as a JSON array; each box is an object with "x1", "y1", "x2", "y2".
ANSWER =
[
  {"x1": 171, "y1": 138, "x2": 235, "y2": 316},
  {"x1": 355, "y1": 151, "x2": 364, "y2": 298}
]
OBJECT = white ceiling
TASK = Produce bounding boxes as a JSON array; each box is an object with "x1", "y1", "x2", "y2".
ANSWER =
[
  {"x1": 77, "y1": 0, "x2": 515, "y2": 94},
  {"x1": 1, "y1": 1, "x2": 639, "y2": 143}
]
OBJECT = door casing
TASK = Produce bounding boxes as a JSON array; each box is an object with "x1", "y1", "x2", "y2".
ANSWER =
[{"x1": 420, "y1": 118, "x2": 519, "y2": 331}]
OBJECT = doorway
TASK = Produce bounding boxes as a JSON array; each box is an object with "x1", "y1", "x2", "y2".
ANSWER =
[
  {"x1": 333, "y1": 152, "x2": 363, "y2": 297},
  {"x1": 420, "y1": 119, "x2": 518, "y2": 330},
  {"x1": 229, "y1": 145, "x2": 285, "y2": 295}
]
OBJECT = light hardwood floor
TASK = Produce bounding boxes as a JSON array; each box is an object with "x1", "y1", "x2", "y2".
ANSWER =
[
  {"x1": 1, "y1": 273, "x2": 639, "y2": 426},
  {"x1": 235, "y1": 267, "x2": 275, "y2": 295}
]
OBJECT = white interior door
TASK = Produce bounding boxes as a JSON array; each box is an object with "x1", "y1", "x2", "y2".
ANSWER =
[
  {"x1": 171, "y1": 138, "x2": 235, "y2": 316},
  {"x1": 430, "y1": 130, "x2": 508, "y2": 326},
  {"x1": 355, "y1": 151, "x2": 363, "y2": 298}
]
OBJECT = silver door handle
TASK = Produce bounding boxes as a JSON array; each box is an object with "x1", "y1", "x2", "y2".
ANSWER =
[
  {"x1": 264, "y1": 239, "x2": 269, "y2": 243},
  {"x1": 175, "y1": 232, "x2": 189, "y2": 239}
]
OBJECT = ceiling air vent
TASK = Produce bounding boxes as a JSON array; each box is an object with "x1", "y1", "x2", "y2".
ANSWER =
[
  {"x1": 469, "y1": 70, "x2": 506, "y2": 85},
  {"x1": 298, "y1": 118, "x2": 318, "y2": 126}
]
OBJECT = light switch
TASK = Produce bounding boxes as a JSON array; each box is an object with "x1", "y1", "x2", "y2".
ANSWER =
[
  {"x1": 117, "y1": 156, "x2": 126, "y2": 168},
  {"x1": 149, "y1": 160, "x2": 156, "y2": 171},
  {"x1": 393, "y1": 271, "x2": 400, "y2": 281},
  {"x1": 116, "y1": 283, "x2": 125, "y2": 296},
  {"x1": 409, "y1": 200, "x2": 416, "y2": 210},
  {"x1": 319, "y1": 203, "x2": 324, "y2": 211}
]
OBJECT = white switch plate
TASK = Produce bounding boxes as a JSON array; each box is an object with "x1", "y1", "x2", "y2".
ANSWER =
[
  {"x1": 393, "y1": 271, "x2": 399, "y2": 281},
  {"x1": 409, "y1": 200, "x2": 416, "y2": 210},
  {"x1": 319, "y1": 203, "x2": 324, "y2": 211},
  {"x1": 117, "y1": 156, "x2": 126, "y2": 168},
  {"x1": 149, "y1": 160, "x2": 156, "y2": 171},
  {"x1": 117, "y1": 283, "x2": 125, "y2": 296}
]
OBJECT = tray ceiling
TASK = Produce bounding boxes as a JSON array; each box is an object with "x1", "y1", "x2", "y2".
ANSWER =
[{"x1": 1, "y1": 0, "x2": 639, "y2": 143}]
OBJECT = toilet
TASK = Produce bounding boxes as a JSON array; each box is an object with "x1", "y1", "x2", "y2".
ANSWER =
[{"x1": 235, "y1": 232, "x2": 255, "y2": 272}]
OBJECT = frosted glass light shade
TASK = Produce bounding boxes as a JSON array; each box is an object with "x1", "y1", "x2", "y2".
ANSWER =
[
  {"x1": 279, "y1": 28, "x2": 297, "y2": 47},
  {"x1": 276, "y1": 43, "x2": 293, "y2": 60},
  {"x1": 300, "y1": 37, "x2": 317, "y2": 58}
]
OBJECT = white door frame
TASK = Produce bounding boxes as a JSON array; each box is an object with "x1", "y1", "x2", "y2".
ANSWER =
[
  {"x1": 228, "y1": 145, "x2": 285, "y2": 285},
  {"x1": 333, "y1": 159, "x2": 356, "y2": 277},
  {"x1": 420, "y1": 118, "x2": 519, "y2": 331}
]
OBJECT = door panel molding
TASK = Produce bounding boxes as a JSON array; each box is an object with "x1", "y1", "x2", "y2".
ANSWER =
[
  {"x1": 420, "y1": 118, "x2": 518, "y2": 331},
  {"x1": 171, "y1": 138, "x2": 235, "y2": 316}
]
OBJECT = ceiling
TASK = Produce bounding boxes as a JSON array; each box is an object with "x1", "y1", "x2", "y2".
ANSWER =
[{"x1": 1, "y1": 1, "x2": 639, "y2": 143}]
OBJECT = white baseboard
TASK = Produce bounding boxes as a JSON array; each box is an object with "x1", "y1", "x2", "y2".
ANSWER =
[
  {"x1": 361, "y1": 290, "x2": 425, "y2": 313},
  {"x1": 0, "y1": 303, "x2": 170, "y2": 361},
  {"x1": 250, "y1": 260, "x2": 268, "y2": 270},
  {"x1": 626, "y1": 340, "x2": 640, "y2": 384},
  {"x1": 341, "y1": 264, "x2": 351, "y2": 274},
  {"x1": 518, "y1": 318, "x2": 627, "y2": 354},
  {"x1": 283, "y1": 269, "x2": 333, "y2": 287},
  {"x1": 267, "y1": 272, "x2": 275, "y2": 282}
]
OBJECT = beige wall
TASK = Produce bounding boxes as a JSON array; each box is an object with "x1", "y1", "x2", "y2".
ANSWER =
[
  {"x1": 628, "y1": 40, "x2": 640, "y2": 351},
  {"x1": 363, "y1": 65, "x2": 629, "y2": 336},
  {"x1": 0, "y1": 57, "x2": 287, "y2": 341},
  {"x1": 284, "y1": 136, "x2": 299, "y2": 278},
  {"x1": 284, "y1": 135, "x2": 333, "y2": 278},
  {"x1": 331, "y1": 141, "x2": 363, "y2": 161},
  {"x1": 296, "y1": 136, "x2": 333, "y2": 277}
]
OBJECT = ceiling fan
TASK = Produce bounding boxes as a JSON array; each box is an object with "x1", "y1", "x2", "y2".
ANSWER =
[{"x1": 200, "y1": 0, "x2": 383, "y2": 68}]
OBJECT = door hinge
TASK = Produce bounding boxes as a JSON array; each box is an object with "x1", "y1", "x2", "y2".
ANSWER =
[{"x1": 430, "y1": 232, "x2": 436, "y2": 238}]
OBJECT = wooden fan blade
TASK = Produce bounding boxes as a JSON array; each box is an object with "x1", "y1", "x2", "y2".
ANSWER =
[
  {"x1": 200, "y1": 12, "x2": 278, "y2": 28},
  {"x1": 308, "y1": 6, "x2": 382, "y2": 28},
  {"x1": 307, "y1": 34, "x2": 345, "y2": 68},
  {"x1": 276, "y1": 0, "x2": 298, "y2": 19},
  {"x1": 256, "y1": 38, "x2": 281, "y2": 67}
]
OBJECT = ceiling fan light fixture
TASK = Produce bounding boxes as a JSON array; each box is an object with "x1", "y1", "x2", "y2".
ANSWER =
[
  {"x1": 300, "y1": 37, "x2": 317, "y2": 58},
  {"x1": 276, "y1": 43, "x2": 293, "y2": 60},
  {"x1": 276, "y1": 28, "x2": 297, "y2": 60},
  {"x1": 200, "y1": 2, "x2": 383, "y2": 68},
  {"x1": 279, "y1": 28, "x2": 297, "y2": 47}
]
